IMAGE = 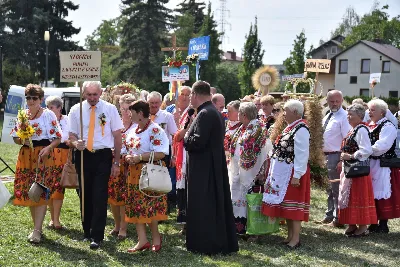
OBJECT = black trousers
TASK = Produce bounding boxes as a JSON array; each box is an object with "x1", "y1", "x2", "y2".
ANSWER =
[{"x1": 75, "y1": 148, "x2": 112, "y2": 242}]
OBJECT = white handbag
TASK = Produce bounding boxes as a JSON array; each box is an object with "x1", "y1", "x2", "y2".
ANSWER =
[
  {"x1": 0, "y1": 181, "x2": 11, "y2": 209},
  {"x1": 139, "y1": 151, "x2": 172, "y2": 196}
]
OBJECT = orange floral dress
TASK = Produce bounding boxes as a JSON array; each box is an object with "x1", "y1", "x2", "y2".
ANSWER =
[
  {"x1": 11, "y1": 109, "x2": 62, "y2": 206},
  {"x1": 124, "y1": 122, "x2": 169, "y2": 223}
]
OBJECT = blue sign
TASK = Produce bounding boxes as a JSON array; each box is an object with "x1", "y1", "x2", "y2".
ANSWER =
[
  {"x1": 5, "y1": 95, "x2": 23, "y2": 115},
  {"x1": 188, "y1": 36, "x2": 210, "y2": 60}
]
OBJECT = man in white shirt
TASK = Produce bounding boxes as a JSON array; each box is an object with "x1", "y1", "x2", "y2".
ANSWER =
[
  {"x1": 148, "y1": 91, "x2": 178, "y2": 212},
  {"x1": 321, "y1": 90, "x2": 351, "y2": 227},
  {"x1": 69, "y1": 81, "x2": 123, "y2": 249}
]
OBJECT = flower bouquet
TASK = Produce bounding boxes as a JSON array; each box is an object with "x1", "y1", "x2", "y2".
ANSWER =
[
  {"x1": 370, "y1": 79, "x2": 378, "y2": 88},
  {"x1": 186, "y1": 53, "x2": 199, "y2": 66},
  {"x1": 164, "y1": 51, "x2": 184, "y2": 68},
  {"x1": 15, "y1": 109, "x2": 35, "y2": 150}
]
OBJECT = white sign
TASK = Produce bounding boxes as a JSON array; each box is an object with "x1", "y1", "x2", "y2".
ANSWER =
[
  {"x1": 259, "y1": 73, "x2": 271, "y2": 86},
  {"x1": 369, "y1": 73, "x2": 381, "y2": 83},
  {"x1": 282, "y1": 73, "x2": 305, "y2": 81},
  {"x1": 59, "y1": 51, "x2": 102, "y2": 82},
  {"x1": 304, "y1": 59, "x2": 331, "y2": 73}
]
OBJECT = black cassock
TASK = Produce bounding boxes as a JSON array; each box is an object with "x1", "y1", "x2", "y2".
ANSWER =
[{"x1": 184, "y1": 101, "x2": 239, "y2": 255}]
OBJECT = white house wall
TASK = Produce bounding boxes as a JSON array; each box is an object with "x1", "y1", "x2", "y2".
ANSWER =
[{"x1": 334, "y1": 43, "x2": 400, "y2": 97}]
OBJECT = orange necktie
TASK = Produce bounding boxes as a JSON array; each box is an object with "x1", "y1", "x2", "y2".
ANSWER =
[
  {"x1": 87, "y1": 106, "x2": 96, "y2": 151},
  {"x1": 150, "y1": 114, "x2": 156, "y2": 121}
]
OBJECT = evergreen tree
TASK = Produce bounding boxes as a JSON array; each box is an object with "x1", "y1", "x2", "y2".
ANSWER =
[
  {"x1": 198, "y1": 2, "x2": 222, "y2": 86},
  {"x1": 175, "y1": 0, "x2": 206, "y2": 34},
  {"x1": 238, "y1": 17, "x2": 265, "y2": 97},
  {"x1": 1, "y1": 0, "x2": 81, "y2": 85},
  {"x1": 118, "y1": 0, "x2": 173, "y2": 92}
]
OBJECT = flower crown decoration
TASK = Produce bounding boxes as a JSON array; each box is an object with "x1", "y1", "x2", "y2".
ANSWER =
[
  {"x1": 186, "y1": 54, "x2": 199, "y2": 66},
  {"x1": 164, "y1": 51, "x2": 184, "y2": 68},
  {"x1": 115, "y1": 82, "x2": 140, "y2": 96}
]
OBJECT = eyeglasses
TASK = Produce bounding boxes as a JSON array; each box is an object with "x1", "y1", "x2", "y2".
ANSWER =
[
  {"x1": 272, "y1": 109, "x2": 281, "y2": 113},
  {"x1": 26, "y1": 96, "x2": 39, "y2": 101}
]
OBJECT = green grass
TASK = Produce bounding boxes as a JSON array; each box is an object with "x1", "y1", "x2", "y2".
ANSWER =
[{"x1": 0, "y1": 184, "x2": 399, "y2": 267}]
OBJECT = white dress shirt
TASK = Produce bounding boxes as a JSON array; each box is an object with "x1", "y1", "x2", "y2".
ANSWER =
[
  {"x1": 152, "y1": 109, "x2": 178, "y2": 145},
  {"x1": 292, "y1": 121, "x2": 310, "y2": 179},
  {"x1": 68, "y1": 99, "x2": 123, "y2": 150},
  {"x1": 323, "y1": 108, "x2": 352, "y2": 152},
  {"x1": 369, "y1": 118, "x2": 397, "y2": 199}
]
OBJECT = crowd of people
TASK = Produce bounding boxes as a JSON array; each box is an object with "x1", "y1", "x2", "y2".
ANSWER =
[{"x1": 9, "y1": 81, "x2": 400, "y2": 255}]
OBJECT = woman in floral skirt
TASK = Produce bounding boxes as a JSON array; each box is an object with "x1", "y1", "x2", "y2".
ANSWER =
[{"x1": 11, "y1": 84, "x2": 62, "y2": 244}]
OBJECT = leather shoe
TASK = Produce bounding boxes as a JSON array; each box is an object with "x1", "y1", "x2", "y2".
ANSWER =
[
  {"x1": 286, "y1": 242, "x2": 301, "y2": 250},
  {"x1": 90, "y1": 241, "x2": 101, "y2": 250},
  {"x1": 152, "y1": 235, "x2": 162, "y2": 252},
  {"x1": 128, "y1": 242, "x2": 151, "y2": 253}
]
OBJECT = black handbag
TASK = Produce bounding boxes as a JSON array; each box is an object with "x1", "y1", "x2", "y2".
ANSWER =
[
  {"x1": 380, "y1": 158, "x2": 400, "y2": 168},
  {"x1": 343, "y1": 159, "x2": 370, "y2": 178}
]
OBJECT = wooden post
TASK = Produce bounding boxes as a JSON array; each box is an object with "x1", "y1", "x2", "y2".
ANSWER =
[
  {"x1": 79, "y1": 82, "x2": 85, "y2": 222},
  {"x1": 314, "y1": 72, "x2": 319, "y2": 95}
]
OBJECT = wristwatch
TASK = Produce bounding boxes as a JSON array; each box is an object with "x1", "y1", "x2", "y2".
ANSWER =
[{"x1": 113, "y1": 161, "x2": 121, "y2": 167}]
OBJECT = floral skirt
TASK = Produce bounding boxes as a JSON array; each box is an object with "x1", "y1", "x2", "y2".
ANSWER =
[
  {"x1": 51, "y1": 147, "x2": 69, "y2": 200},
  {"x1": 125, "y1": 163, "x2": 168, "y2": 224},
  {"x1": 14, "y1": 146, "x2": 57, "y2": 207},
  {"x1": 108, "y1": 157, "x2": 128, "y2": 206},
  {"x1": 338, "y1": 175, "x2": 377, "y2": 225},
  {"x1": 375, "y1": 168, "x2": 400, "y2": 220}
]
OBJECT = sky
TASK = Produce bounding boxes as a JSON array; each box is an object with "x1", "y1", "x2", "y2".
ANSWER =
[{"x1": 67, "y1": 0, "x2": 400, "y2": 64}]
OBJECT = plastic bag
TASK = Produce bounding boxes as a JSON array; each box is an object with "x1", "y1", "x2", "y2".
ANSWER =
[
  {"x1": 246, "y1": 192, "x2": 280, "y2": 235},
  {"x1": 0, "y1": 181, "x2": 11, "y2": 209}
]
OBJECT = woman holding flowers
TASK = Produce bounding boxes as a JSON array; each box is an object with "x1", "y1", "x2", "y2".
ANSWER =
[
  {"x1": 11, "y1": 84, "x2": 62, "y2": 244},
  {"x1": 46, "y1": 96, "x2": 71, "y2": 230},
  {"x1": 124, "y1": 100, "x2": 169, "y2": 253},
  {"x1": 108, "y1": 94, "x2": 136, "y2": 239}
]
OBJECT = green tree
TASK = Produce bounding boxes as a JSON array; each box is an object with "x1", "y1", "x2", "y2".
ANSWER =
[
  {"x1": 331, "y1": 6, "x2": 360, "y2": 38},
  {"x1": 1, "y1": 0, "x2": 81, "y2": 86},
  {"x1": 215, "y1": 63, "x2": 241, "y2": 103},
  {"x1": 283, "y1": 30, "x2": 315, "y2": 93},
  {"x1": 198, "y1": 2, "x2": 222, "y2": 86},
  {"x1": 342, "y1": 5, "x2": 400, "y2": 48},
  {"x1": 175, "y1": 0, "x2": 206, "y2": 34},
  {"x1": 238, "y1": 17, "x2": 265, "y2": 97},
  {"x1": 118, "y1": 0, "x2": 173, "y2": 93}
]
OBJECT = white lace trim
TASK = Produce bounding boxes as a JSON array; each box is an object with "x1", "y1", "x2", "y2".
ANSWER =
[{"x1": 262, "y1": 159, "x2": 293, "y2": 204}]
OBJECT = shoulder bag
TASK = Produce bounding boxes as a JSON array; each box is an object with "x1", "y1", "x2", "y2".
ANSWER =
[
  {"x1": 343, "y1": 159, "x2": 370, "y2": 178},
  {"x1": 28, "y1": 157, "x2": 51, "y2": 202},
  {"x1": 60, "y1": 149, "x2": 79, "y2": 189}
]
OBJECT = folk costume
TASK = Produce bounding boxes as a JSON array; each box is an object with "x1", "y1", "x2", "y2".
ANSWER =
[
  {"x1": 184, "y1": 101, "x2": 238, "y2": 255},
  {"x1": 338, "y1": 124, "x2": 377, "y2": 225},
  {"x1": 12, "y1": 109, "x2": 62, "y2": 206},
  {"x1": 124, "y1": 122, "x2": 169, "y2": 224},
  {"x1": 228, "y1": 119, "x2": 271, "y2": 234},
  {"x1": 262, "y1": 119, "x2": 311, "y2": 221}
]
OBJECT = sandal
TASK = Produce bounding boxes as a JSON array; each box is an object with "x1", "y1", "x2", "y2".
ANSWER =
[
  {"x1": 109, "y1": 229, "x2": 119, "y2": 236},
  {"x1": 350, "y1": 229, "x2": 369, "y2": 238},
  {"x1": 28, "y1": 229, "x2": 42, "y2": 244}
]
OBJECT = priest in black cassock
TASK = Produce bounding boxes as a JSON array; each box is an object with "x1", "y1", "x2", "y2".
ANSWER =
[{"x1": 184, "y1": 81, "x2": 239, "y2": 255}]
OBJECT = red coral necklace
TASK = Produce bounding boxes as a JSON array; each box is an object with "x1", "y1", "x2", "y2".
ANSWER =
[
  {"x1": 122, "y1": 121, "x2": 133, "y2": 133},
  {"x1": 29, "y1": 108, "x2": 42, "y2": 120},
  {"x1": 135, "y1": 120, "x2": 151, "y2": 134}
]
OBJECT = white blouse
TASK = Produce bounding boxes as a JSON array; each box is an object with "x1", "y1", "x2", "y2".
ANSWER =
[
  {"x1": 370, "y1": 118, "x2": 397, "y2": 157},
  {"x1": 291, "y1": 120, "x2": 310, "y2": 179},
  {"x1": 124, "y1": 122, "x2": 169, "y2": 156},
  {"x1": 352, "y1": 126, "x2": 373, "y2": 161},
  {"x1": 11, "y1": 109, "x2": 62, "y2": 141},
  {"x1": 121, "y1": 123, "x2": 137, "y2": 155},
  {"x1": 59, "y1": 115, "x2": 69, "y2": 143}
]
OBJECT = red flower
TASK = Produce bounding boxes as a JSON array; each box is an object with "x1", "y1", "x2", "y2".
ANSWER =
[
  {"x1": 55, "y1": 182, "x2": 60, "y2": 188},
  {"x1": 150, "y1": 136, "x2": 154, "y2": 140},
  {"x1": 51, "y1": 120, "x2": 57, "y2": 126},
  {"x1": 153, "y1": 139, "x2": 161, "y2": 146},
  {"x1": 15, "y1": 190, "x2": 22, "y2": 198},
  {"x1": 108, "y1": 188, "x2": 113, "y2": 194},
  {"x1": 152, "y1": 128, "x2": 159, "y2": 134},
  {"x1": 56, "y1": 132, "x2": 62, "y2": 138},
  {"x1": 33, "y1": 123, "x2": 39, "y2": 127},
  {"x1": 135, "y1": 205, "x2": 141, "y2": 212},
  {"x1": 50, "y1": 129, "x2": 55, "y2": 134}
]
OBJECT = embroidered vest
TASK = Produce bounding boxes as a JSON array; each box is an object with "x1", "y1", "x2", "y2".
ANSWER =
[
  {"x1": 271, "y1": 122, "x2": 309, "y2": 164},
  {"x1": 341, "y1": 124, "x2": 368, "y2": 154},
  {"x1": 370, "y1": 120, "x2": 396, "y2": 159},
  {"x1": 262, "y1": 116, "x2": 275, "y2": 131}
]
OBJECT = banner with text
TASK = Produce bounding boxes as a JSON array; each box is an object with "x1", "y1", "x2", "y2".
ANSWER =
[
  {"x1": 59, "y1": 51, "x2": 102, "y2": 82},
  {"x1": 188, "y1": 36, "x2": 210, "y2": 60},
  {"x1": 304, "y1": 59, "x2": 331, "y2": 73},
  {"x1": 282, "y1": 73, "x2": 305, "y2": 81},
  {"x1": 369, "y1": 73, "x2": 382, "y2": 83},
  {"x1": 162, "y1": 65, "x2": 190, "y2": 82}
]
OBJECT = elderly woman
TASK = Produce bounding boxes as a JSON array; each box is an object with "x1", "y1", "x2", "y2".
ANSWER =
[
  {"x1": 228, "y1": 102, "x2": 272, "y2": 235},
  {"x1": 46, "y1": 96, "x2": 71, "y2": 230},
  {"x1": 108, "y1": 94, "x2": 136, "y2": 239},
  {"x1": 11, "y1": 84, "x2": 62, "y2": 243},
  {"x1": 367, "y1": 99, "x2": 400, "y2": 233},
  {"x1": 124, "y1": 100, "x2": 169, "y2": 252},
  {"x1": 224, "y1": 100, "x2": 242, "y2": 165},
  {"x1": 338, "y1": 104, "x2": 377, "y2": 237},
  {"x1": 262, "y1": 99, "x2": 310, "y2": 249}
]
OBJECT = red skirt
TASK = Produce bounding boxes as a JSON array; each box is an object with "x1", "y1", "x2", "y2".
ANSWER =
[
  {"x1": 262, "y1": 167, "x2": 310, "y2": 221},
  {"x1": 338, "y1": 175, "x2": 377, "y2": 225},
  {"x1": 375, "y1": 168, "x2": 400, "y2": 220}
]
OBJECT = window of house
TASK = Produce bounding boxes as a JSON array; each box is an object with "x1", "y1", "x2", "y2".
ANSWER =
[
  {"x1": 389, "y1": 91, "x2": 398, "y2": 98},
  {"x1": 382, "y1": 61, "x2": 391, "y2": 73},
  {"x1": 361, "y1": 59, "x2": 370, "y2": 73},
  {"x1": 360, "y1": 89, "x2": 369, "y2": 97},
  {"x1": 350, "y1": 76, "x2": 357, "y2": 84},
  {"x1": 339, "y1": 59, "x2": 348, "y2": 74},
  {"x1": 331, "y1": 46, "x2": 338, "y2": 54}
]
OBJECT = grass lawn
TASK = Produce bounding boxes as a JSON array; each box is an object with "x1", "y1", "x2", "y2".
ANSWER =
[{"x1": 0, "y1": 183, "x2": 399, "y2": 267}]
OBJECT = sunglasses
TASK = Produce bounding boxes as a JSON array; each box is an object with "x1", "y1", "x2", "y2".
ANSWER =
[
  {"x1": 272, "y1": 109, "x2": 281, "y2": 113},
  {"x1": 26, "y1": 96, "x2": 39, "y2": 101}
]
